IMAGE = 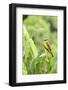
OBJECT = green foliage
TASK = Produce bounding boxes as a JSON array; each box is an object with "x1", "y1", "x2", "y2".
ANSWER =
[
  {"x1": 22, "y1": 15, "x2": 57, "y2": 75},
  {"x1": 24, "y1": 16, "x2": 51, "y2": 55}
]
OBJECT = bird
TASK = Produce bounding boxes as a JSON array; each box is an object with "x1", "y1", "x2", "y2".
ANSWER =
[{"x1": 43, "y1": 39, "x2": 53, "y2": 57}]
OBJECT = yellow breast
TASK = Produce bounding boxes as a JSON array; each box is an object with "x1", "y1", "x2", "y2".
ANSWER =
[{"x1": 43, "y1": 41, "x2": 48, "y2": 50}]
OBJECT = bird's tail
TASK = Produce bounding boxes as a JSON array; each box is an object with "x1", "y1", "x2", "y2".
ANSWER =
[{"x1": 50, "y1": 51, "x2": 54, "y2": 57}]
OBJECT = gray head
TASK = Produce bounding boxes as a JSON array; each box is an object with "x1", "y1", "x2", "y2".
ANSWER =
[{"x1": 44, "y1": 39, "x2": 48, "y2": 41}]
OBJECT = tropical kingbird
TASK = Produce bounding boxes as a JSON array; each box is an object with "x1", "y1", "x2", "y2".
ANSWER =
[{"x1": 43, "y1": 39, "x2": 53, "y2": 57}]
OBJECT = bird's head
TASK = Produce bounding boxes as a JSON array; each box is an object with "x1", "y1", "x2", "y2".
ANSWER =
[{"x1": 43, "y1": 39, "x2": 48, "y2": 43}]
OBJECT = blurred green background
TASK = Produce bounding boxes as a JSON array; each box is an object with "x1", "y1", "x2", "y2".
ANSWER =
[{"x1": 22, "y1": 15, "x2": 57, "y2": 75}]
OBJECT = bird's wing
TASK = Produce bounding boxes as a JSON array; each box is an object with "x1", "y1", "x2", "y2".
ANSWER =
[
  {"x1": 46, "y1": 42, "x2": 53, "y2": 57},
  {"x1": 46, "y1": 42, "x2": 51, "y2": 51}
]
